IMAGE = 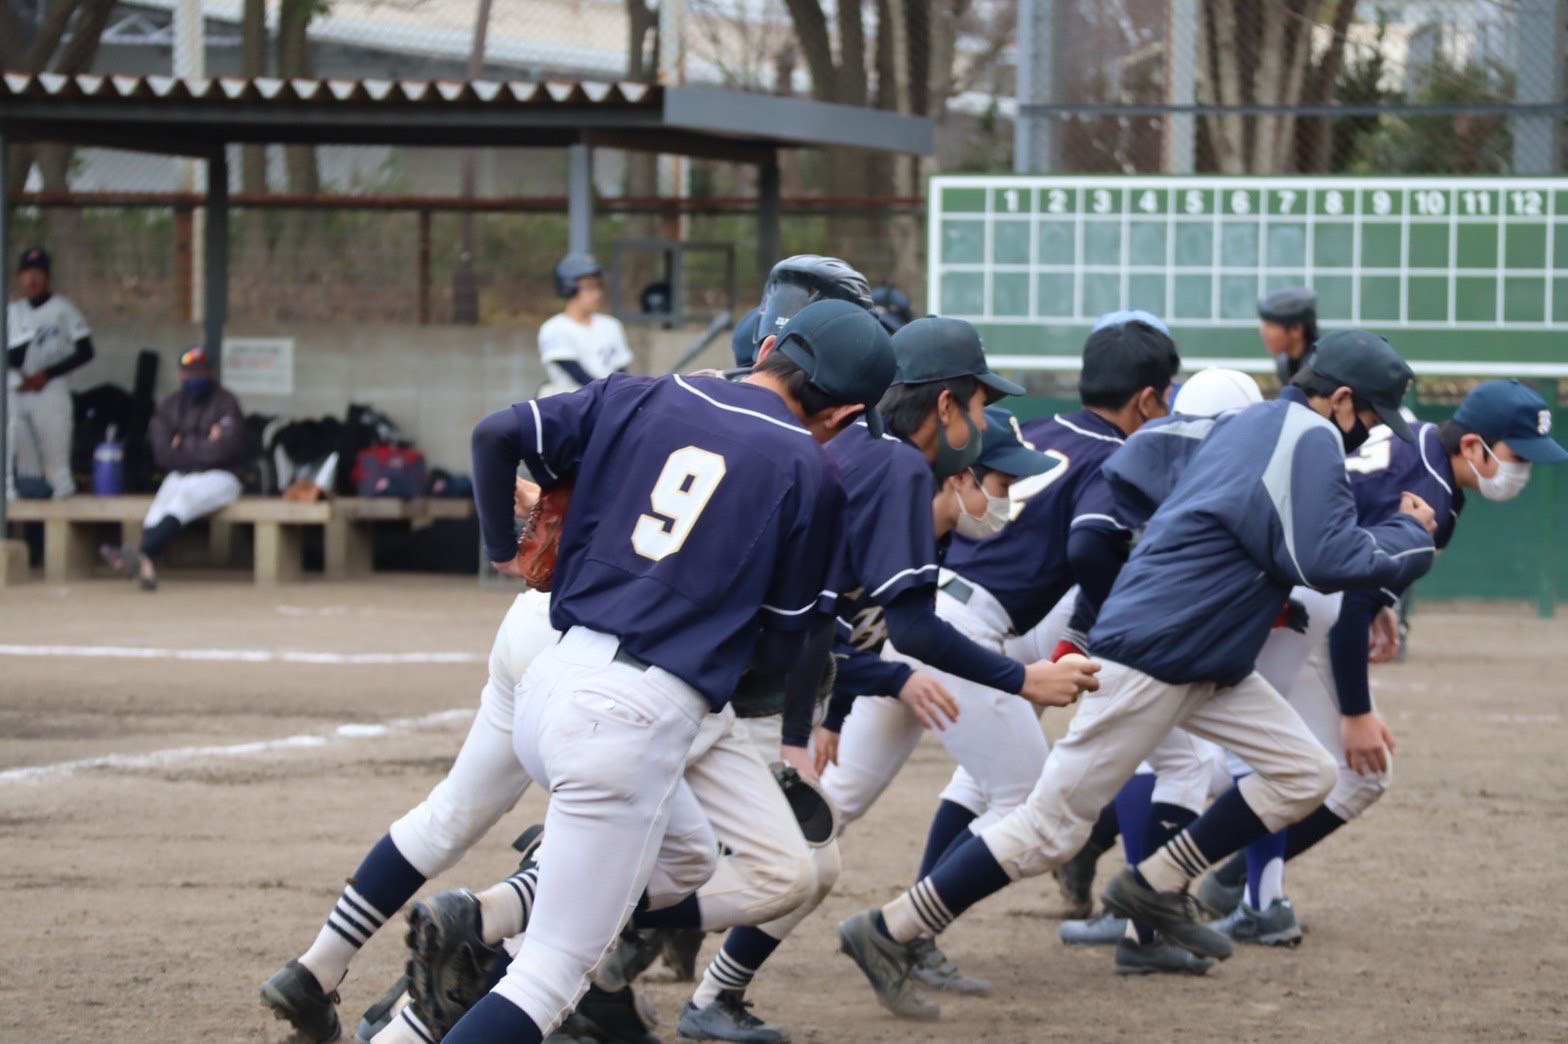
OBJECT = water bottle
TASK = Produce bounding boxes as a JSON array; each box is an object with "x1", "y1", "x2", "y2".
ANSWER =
[{"x1": 93, "y1": 424, "x2": 124, "y2": 496}]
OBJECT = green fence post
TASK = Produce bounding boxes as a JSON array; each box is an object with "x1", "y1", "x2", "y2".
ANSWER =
[{"x1": 1537, "y1": 380, "x2": 1557, "y2": 619}]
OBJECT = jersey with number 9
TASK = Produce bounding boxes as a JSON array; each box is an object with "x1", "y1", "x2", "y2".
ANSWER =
[{"x1": 502, "y1": 372, "x2": 846, "y2": 708}]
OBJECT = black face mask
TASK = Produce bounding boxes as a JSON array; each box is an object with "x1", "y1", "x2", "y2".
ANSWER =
[{"x1": 1341, "y1": 414, "x2": 1371, "y2": 454}]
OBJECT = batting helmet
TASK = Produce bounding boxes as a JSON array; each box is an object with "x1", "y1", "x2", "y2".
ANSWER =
[
  {"x1": 754, "y1": 255, "x2": 873, "y2": 352},
  {"x1": 554, "y1": 253, "x2": 603, "y2": 298},
  {"x1": 731, "y1": 307, "x2": 763, "y2": 367},
  {"x1": 871, "y1": 283, "x2": 914, "y2": 327}
]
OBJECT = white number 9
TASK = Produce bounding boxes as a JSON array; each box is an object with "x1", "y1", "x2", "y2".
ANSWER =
[{"x1": 632, "y1": 446, "x2": 728, "y2": 561}]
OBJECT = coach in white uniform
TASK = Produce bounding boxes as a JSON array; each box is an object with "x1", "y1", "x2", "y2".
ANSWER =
[
  {"x1": 536, "y1": 254, "x2": 632, "y2": 397},
  {"x1": 7, "y1": 247, "x2": 94, "y2": 498}
]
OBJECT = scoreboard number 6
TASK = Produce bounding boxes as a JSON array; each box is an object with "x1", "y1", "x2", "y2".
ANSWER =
[{"x1": 632, "y1": 446, "x2": 728, "y2": 561}]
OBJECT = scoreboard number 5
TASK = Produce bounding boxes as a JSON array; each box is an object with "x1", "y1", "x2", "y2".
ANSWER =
[{"x1": 632, "y1": 446, "x2": 728, "y2": 561}]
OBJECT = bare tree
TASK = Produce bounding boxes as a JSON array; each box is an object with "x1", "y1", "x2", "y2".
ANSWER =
[
  {"x1": 278, "y1": 0, "x2": 320, "y2": 194},
  {"x1": 3, "y1": 0, "x2": 118, "y2": 195},
  {"x1": 241, "y1": 0, "x2": 269, "y2": 194}
]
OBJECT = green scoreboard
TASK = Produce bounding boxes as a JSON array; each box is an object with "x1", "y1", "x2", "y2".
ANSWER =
[{"x1": 929, "y1": 175, "x2": 1568, "y2": 374}]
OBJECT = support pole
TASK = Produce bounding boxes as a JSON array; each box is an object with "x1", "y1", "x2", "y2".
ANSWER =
[
  {"x1": 567, "y1": 143, "x2": 593, "y2": 255},
  {"x1": 1537, "y1": 379, "x2": 1558, "y2": 618},
  {"x1": 418, "y1": 209, "x2": 432, "y2": 325},
  {"x1": 758, "y1": 152, "x2": 781, "y2": 277},
  {"x1": 1513, "y1": 0, "x2": 1566, "y2": 173},
  {"x1": 1013, "y1": 0, "x2": 1056, "y2": 172},
  {"x1": 204, "y1": 151, "x2": 229, "y2": 360},
  {"x1": 1, "y1": 130, "x2": 9, "y2": 538},
  {"x1": 1165, "y1": 0, "x2": 1198, "y2": 174}
]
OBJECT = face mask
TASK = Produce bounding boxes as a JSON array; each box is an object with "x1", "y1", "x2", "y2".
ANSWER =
[
  {"x1": 982, "y1": 489, "x2": 1011, "y2": 532},
  {"x1": 933, "y1": 410, "x2": 983, "y2": 478},
  {"x1": 953, "y1": 488, "x2": 1006, "y2": 538},
  {"x1": 1339, "y1": 411, "x2": 1370, "y2": 454},
  {"x1": 1470, "y1": 441, "x2": 1531, "y2": 501},
  {"x1": 181, "y1": 376, "x2": 214, "y2": 399}
]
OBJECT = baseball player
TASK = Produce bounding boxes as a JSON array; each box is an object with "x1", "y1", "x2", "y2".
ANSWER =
[
  {"x1": 1257, "y1": 287, "x2": 1317, "y2": 384},
  {"x1": 836, "y1": 331, "x2": 1440, "y2": 1019},
  {"x1": 1197, "y1": 377, "x2": 1568, "y2": 944},
  {"x1": 433, "y1": 297, "x2": 892, "y2": 1044},
  {"x1": 99, "y1": 347, "x2": 247, "y2": 591},
  {"x1": 536, "y1": 254, "x2": 632, "y2": 397},
  {"x1": 6, "y1": 247, "x2": 94, "y2": 499}
]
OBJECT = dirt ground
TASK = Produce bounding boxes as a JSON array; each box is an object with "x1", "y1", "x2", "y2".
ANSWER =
[{"x1": 1, "y1": 576, "x2": 1565, "y2": 1043}]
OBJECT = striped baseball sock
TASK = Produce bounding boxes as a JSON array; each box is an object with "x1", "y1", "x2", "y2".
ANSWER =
[
  {"x1": 299, "y1": 833, "x2": 425, "y2": 991},
  {"x1": 1137, "y1": 786, "x2": 1266, "y2": 894},
  {"x1": 475, "y1": 866, "x2": 538, "y2": 946},
  {"x1": 880, "y1": 834, "x2": 1010, "y2": 943},
  {"x1": 691, "y1": 926, "x2": 780, "y2": 1008}
]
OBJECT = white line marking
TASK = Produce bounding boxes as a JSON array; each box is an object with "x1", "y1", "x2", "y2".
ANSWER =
[
  {"x1": 0, "y1": 644, "x2": 483, "y2": 665},
  {"x1": 0, "y1": 707, "x2": 476, "y2": 787}
]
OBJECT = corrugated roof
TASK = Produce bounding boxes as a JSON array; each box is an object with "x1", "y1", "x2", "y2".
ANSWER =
[{"x1": 0, "y1": 71, "x2": 658, "y2": 108}]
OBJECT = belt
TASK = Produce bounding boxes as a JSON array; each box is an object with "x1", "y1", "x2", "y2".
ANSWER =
[
  {"x1": 940, "y1": 576, "x2": 975, "y2": 605},
  {"x1": 613, "y1": 646, "x2": 652, "y2": 672}
]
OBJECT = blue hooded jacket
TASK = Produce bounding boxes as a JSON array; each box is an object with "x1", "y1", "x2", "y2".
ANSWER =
[{"x1": 1090, "y1": 388, "x2": 1436, "y2": 687}]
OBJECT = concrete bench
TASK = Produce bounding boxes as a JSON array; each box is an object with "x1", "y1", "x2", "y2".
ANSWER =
[{"x1": 6, "y1": 495, "x2": 474, "y2": 585}]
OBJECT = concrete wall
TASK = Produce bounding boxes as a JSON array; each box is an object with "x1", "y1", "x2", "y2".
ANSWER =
[{"x1": 77, "y1": 319, "x2": 736, "y2": 474}]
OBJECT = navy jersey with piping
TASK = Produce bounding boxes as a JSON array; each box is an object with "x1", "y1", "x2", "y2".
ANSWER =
[
  {"x1": 943, "y1": 409, "x2": 1128, "y2": 635},
  {"x1": 1089, "y1": 388, "x2": 1437, "y2": 687},
  {"x1": 472, "y1": 373, "x2": 844, "y2": 709}
]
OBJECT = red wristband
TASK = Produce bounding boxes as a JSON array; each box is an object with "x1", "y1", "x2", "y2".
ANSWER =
[{"x1": 1051, "y1": 639, "x2": 1085, "y2": 662}]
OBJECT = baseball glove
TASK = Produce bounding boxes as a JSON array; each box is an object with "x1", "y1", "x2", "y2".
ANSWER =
[
  {"x1": 516, "y1": 481, "x2": 572, "y2": 591},
  {"x1": 773, "y1": 764, "x2": 841, "y2": 847}
]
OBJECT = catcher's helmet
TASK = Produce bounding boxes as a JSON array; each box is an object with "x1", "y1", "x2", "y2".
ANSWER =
[
  {"x1": 554, "y1": 253, "x2": 603, "y2": 298},
  {"x1": 754, "y1": 255, "x2": 873, "y2": 352}
]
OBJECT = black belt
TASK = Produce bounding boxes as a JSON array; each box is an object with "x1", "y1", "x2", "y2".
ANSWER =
[
  {"x1": 613, "y1": 646, "x2": 652, "y2": 672},
  {"x1": 940, "y1": 576, "x2": 975, "y2": 605}
]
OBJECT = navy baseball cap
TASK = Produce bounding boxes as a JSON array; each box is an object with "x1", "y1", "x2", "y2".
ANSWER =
[
  {"x1": 1092, "y1": 307, "x2": 1170, "y2": 337},
  {"x1": 1304, "y1": 329, "x2": 1415, "y2": 441},
  {"x1": 17, "y1": 247, "x2": 50, "y2": 273},
  {"x1": 775, "y1": 299, "x2": 897, "y2": 437},
  {"x1": 889, "y1": 316, "x2": 1025, "y2": 401},
  {"x1": 731, "y1": 307, "x2": 762, "y2": 367},
  {"x1": 977, "y1": 406, "x2": 1055, "y2": 477},
  {"x1": 1259, "y1": 286, "x2": 1316, "y2": 324},
  {"x1": 1452, "y1": 380, "x2": 1568, "y2": 463}
]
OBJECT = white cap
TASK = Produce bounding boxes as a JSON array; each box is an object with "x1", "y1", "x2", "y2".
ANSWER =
[{"x1": 1174, "y1": 368, "x2": 1263, "y2": 416}]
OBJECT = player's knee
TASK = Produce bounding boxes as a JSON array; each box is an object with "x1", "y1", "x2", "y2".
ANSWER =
[
  {"x1": 1296, "y1": 749, "x2": 1339, "y2": 810},
  {"x1": 1327, "y1": 766, "x2": 1389, "y2": 821},
  {"x1": 747, "y1": 850, "x2": 817, "y2": 923},
  {"x1": 810, "y1": 840, "x2": 842, "y2": 904}
]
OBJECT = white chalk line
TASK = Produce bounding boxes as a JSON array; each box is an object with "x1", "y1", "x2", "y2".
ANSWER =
[
  {"x1": 0, "y1": 644, "x2": 483, "y2": 666},
  {"x1": 0, "y1": 707, "x2": 476, "y2": 787}
]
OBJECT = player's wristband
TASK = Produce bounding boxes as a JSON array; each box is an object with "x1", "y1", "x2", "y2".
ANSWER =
[{"x1": 1051, "y1": 639, "x2": 1085, "y2": 662}]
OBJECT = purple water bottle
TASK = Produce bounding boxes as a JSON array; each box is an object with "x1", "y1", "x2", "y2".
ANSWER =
[{"x1": 93, "y1": 424, "x2": 124, "y2": 495}]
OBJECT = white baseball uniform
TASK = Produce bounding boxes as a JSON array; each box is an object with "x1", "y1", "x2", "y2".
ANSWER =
[
  {"x1": 7, "y1": 292, "x2": 89, "y2": 497},
  {"x1": 536, "y1": 313, "x2": 632, "y2": 397}
]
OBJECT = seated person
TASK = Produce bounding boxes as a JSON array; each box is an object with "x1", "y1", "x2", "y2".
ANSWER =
[{"x1": 100, "y1": 347, "x2": 248, "y2": 590}]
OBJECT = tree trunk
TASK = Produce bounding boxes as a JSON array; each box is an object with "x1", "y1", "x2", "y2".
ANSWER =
[
  {"x1": 241, "y1": 0, "x2": 268, "y2": 195},
  {"x1": 1299, "y1": 0, "x2": 1359, "y2": 171},
  {"x1": 278, "y1": 0, "x2": 319, "y2": 196},
  {"x1": 780, "y1": 0, "x2": 838, "y2": 102}
]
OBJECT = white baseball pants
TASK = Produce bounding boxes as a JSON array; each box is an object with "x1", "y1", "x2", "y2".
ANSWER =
[
  {"x1": 8, "y1": 378, "x2": 74, "y2": 497},
  {"x1": 144, "y1": 469, "x2": 243, "y2": 527},
  {"x1": 980, "y1": 659, "x2": 1338, "y2": 880}
]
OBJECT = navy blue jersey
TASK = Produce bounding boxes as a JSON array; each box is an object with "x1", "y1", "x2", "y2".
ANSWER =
[
  {"x1": 944, "y1": 409, "x2": 1127, "y2": 634},
  {"x1": 825, "y1": 422, "x2": 940, "y2": 636},
  {"x1": 495, "y1": 374, "x2": 844, "y2": 708},
  {"x1": 1348, "y1": 422, "x2": 1464, "y2": 565}
]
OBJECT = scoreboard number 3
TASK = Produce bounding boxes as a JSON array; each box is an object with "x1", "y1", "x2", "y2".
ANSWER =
[{"x1": 632, "y1": 446, "x2": 728, "y2": 561}]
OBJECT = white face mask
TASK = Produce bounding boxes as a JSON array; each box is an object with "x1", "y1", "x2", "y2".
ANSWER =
[
  {"x1": 1469, "y1": 440, "x2": 1531, "y2": 502},
  {"x1": 954, "y1": 488, "x2": 1008, "y2": 538}
]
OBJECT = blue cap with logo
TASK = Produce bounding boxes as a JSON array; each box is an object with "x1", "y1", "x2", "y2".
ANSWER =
[
  {"x1": 775, "y1": 299, "x2": 898, "y2": 437},
  {"x1": 1452, "y1": 379, "x2": 1568, "y2": 464},
  {"x1": 889, "y1": 316, "x2": 1026, "y2": 401},
  {"x1": 976, "y1": 406, "x2": 1055, "y2": 477},
  {"x1": 17, "y1": 247, "x2": 50, "y2": 273},
  {"x1": 1092, "y1": 307, "x2": 1169, "y2": 337}
]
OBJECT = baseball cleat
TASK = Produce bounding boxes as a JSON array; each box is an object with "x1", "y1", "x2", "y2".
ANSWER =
[
  {"x1": 353, "y1": 974, "x2": 410, "y2": 1043},
  {"x1": 1057, "y1": 911, "x2": 1129, "y2": 946},
  {"x1": 1212, "y1": 898, "x2": 1304, "y2": 947},
  {"x1": 260, "y1": 959, "x2": 343, "y2": 1043},
  {"x1": 594, "y1": 926, "x2": 664, "y2": 992},
  {"x1": 573, "y1": 983, "x2": 661, "y2": 1044},
  {"x1": 1101, "y1": 868, "x2": 1233, "y2": 961},
  {"x1": 1051, "y1": 839, "x2": 1107, "y2": 919},
  {"x1": 1113, "y1": 937, "x2": 1216, "y2": 976},
  {"x1": 835, "y1": 910, "x2": 939, "y2": 1021},
  {"x1": 1195, "y1": 869, "x2": 1246, "y2": 918},
  {"x1": 661, "y1": 927, "x2": 707, "y2": 981},
  {"x1": 907, "y1": 936, "x2": 991, "y2": 996},
  {"x1": 677, "y1": 989, "x2": 791, "y2": 1043},
  {"x1": 404, "y1": 889, "x2": 503, "y2": 1037}
]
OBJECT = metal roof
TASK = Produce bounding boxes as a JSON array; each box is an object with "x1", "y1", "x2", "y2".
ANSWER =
[{"x1": 0, "y1": 72, "x2": 932, "y2": 162}]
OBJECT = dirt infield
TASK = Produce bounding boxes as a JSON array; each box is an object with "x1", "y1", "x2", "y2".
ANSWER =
[{"x1": 1, "y1": 577, "x2": 1564, "y2": 1042}]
